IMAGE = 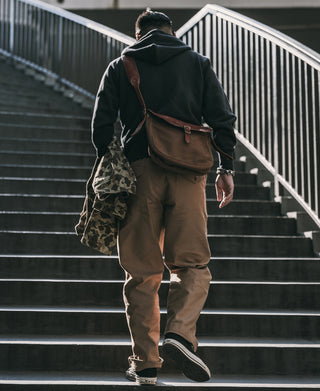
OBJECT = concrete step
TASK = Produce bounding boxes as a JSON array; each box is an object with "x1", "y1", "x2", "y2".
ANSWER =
[
  {"x1": 0, "y1": 336, "x2": 318, "y2": 376},
  {"x1": 0, "y1": 112, "x2": 90, "y2": 128},
  {"x1": 1, "y1": 256, "x2": 319, "y2": 282},
  {"x1": 0, "y1": 212, "x2": 296, "y2": 236},
  {"x1": 0, "y1": 152, "x2": 246, "y2": 173},
  {"x1": 207, "y1": 185, "x2": 270, "y2": 200},
  {"x1": 0, "y1": 307, "x2": 318, "y2": 340},
  {"x1": 0, "y1": 85, "x2": 89, "y2": 101},
  {"x1": 0, "y1": 80, "x2": 82, "y2": 101},
  {"x1": 0, "y1": 165, "x2": 92, "y2": 180},
  {"x1": 0, "y1": 138, "x2": 93, "y2": 154},
  {"x1": 0, "y1": 372, "x2": 319, "y2": 390},
  {"x1": 0, "y1": 231, "x2": 314, "y2": 257},
  {"x1": 0, "y1": 74, "x2": 57, "y2": 88},
  {"x1": 0, "y1": 279, "x2": 318, "y2": 310},
  {"x1": 0, "y1": 82, "x2": 59, "y2": 96},
  {"x1": 0, "y1": 195, "x2": 281, "y2": 215},
  {"x1": 0, "y1": 104, "x2": 85, "y2": 115},
  {"x1": 0, "y1": 90, "x2": 89, "y2": 112},
  {"x1": 0, "y1": 124, "x2": 91, "y2": 141},
  {"x1": 0, "y1": 166, "x2": 254, "y2": 186},
  {"x1": 0, "y1": 151, "x2": 95, "y2": 166},
  {"x1": 0, "y1": 88, "x2": 58, "y2": 99},
  {"x1": 0, "y1": 178, "x2": 269, "y2": 200},
  {"x1": 0, "y1": 98, "x2": 86, "y2": 114},
  {"x1": 0, "y1": 166, "x2": 253, "y2": 184}
]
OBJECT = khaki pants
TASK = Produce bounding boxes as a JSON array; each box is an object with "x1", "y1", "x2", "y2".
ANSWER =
[{"x1": 118, "y1": 158, "x2": 211, "y2": 371}]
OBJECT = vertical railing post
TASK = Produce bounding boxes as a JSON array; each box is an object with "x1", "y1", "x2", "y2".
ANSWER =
[
  {"x1": 57, "y1": 15, "x2": 63, "y2": 79},
  {"x1": 272, "y1": 43, "x2": 279, "y2": 197},
  {"x1": 9, "y1": 0, "x2": 15, "y2": 56}
]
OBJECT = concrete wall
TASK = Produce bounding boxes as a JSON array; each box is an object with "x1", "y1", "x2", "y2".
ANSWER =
[
  {"x1": 70, "y1": 7, "x2": 320, "y2": 54},
  {"x1": 42, "y1": 0, "x2": 320, "y2": 9}
]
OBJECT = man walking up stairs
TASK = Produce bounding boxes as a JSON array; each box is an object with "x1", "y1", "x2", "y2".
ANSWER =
[{"x1": 0, "y1": 52, "x2": 319, "y2": 389}]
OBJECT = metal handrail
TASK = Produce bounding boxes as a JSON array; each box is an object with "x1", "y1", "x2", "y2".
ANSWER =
[
  {"x1": 177, "y1": 4, "x2": 320, "y2": 229},
  {"x1": 177, "y1": 5, "x2": 320, "y2": 70},
  {"x1": 0, "y1": 0, "x2": 135, "y2": 99}
]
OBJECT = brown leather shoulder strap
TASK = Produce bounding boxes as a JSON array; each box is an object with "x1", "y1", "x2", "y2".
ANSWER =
[
  {"x1": 148, "y1": 110, "x2": 212, "y2": 133},
  {"x1": 122, "y1": 55, "x2": 146, "y2": 114}
]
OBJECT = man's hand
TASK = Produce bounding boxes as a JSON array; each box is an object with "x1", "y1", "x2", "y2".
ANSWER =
[{"x1": 215, "y1": 174, "x2": 234, "y2": 208}]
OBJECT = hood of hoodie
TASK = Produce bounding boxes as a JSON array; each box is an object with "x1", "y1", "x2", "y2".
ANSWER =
[{"x1": 122, "y1": 29, "x2": 191, "y2": 64}]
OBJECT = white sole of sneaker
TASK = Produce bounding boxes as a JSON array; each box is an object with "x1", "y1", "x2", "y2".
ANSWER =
[
  {"x1": 162, "y1": 338, "x2": 211, "y2": 382},
  {"x1": 125, "y1": 369, "x2": 157, "y2": 385}
]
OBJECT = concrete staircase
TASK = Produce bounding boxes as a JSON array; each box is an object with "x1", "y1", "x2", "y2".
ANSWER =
[{"x1": 0, "y1": 56, "x2": 320, "y2": 390}]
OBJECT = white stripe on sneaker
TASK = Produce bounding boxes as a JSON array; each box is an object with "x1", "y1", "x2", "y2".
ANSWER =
[
  {"x1": 125, "y1": 368, "x2": 157, "y2": 385},
  {"x1": 137, "y1": 376, "x2": 157, "y2": 385},
  {"x1": 163, "y1": 338, "x2": 211, "y2": 378}
]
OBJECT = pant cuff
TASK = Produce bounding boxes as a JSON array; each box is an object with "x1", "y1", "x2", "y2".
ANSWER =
[{"x1": 128, "y1": 355, "x2": 163, "y2": 371}]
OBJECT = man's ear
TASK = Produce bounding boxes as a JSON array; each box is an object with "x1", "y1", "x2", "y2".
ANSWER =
[{"x1": 135, "y1": 32, "x2": 141, "y2": 41}]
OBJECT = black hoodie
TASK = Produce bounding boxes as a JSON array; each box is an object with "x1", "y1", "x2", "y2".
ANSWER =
[{"x1": 91, "y1": 29, "x2": 236, "y2": 169}]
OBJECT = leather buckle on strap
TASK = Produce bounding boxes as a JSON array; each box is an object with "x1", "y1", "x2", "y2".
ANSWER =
[{"x1": 184, "y1": 126, "x2": 191, "y2": 144}]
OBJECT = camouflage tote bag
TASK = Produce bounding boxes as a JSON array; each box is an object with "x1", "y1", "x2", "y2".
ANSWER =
[{"x1": 75, "y1": 138, "x2": 136, "y2": 255}]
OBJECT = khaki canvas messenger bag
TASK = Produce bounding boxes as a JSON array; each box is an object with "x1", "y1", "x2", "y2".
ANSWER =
[{"x1": 122, "y1": 55, "x2": 215, "y2": 176}]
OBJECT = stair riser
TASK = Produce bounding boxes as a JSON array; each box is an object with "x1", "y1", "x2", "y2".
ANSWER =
[
  {"x1": 212, "y1": 258, "x2": 320, "y2": 282},
  {"x1": 0, "y1": 195, "x2": 84, "y2": 213},
  {"x1": 207, "y1": 201, "x2": 281, "y2": 216},
  {"x1": 210, "y1": 159, "x2": 246, "y2": 172},
  {"x1": 207, "y1": 217, "x2": 296, "y2": 236},
  {"x1": 0, "y1": 343, "x2": 318, "y2": 375},
  {"x1": 0, "y1": 281, "x2": 319, "y2": 309},
  {"x1": 209, "y1": 235, "x2": 313, "y2": 257},
  {"x1": 0, "y1": 179, "x2": 269, "y2": 200},
  {"x1": 0, "y1": 214, "x2": 79, "y2": 233},
  {"x1": 0, "y1": 152, "x2": 95, "y2": 166},
  {"x1": 0, "y1": 125, "x2": 90, "y2": 141},
  {"x1": 0, "y1": 214, "x2": 297, "y2": 236},
  {"x1": 208, "y1": 236, "x2": 313, "y2": 257},
  {"x1": 0, "y1": 94, "x2": 81, "y2": 106},
  {"x1": 0, "y1": 257, "x2": 124, "y2": 280},
  {"x1": 0, "y1": 232, "x2": 313, "y2": 257},
  {"x1": 0, "y1": 311, "x2": 318, "y2": 340},
  {"x1": 0, "y1": 179, "x2": 87, "y2": 195},
  {"x1": 0, "y1": 113, "x2": 90, "y2": 127},
  {"x1": 1, "y1": 257, "x2": 319, "y2": 282},
  {"x1": 0, "y1": 140, "x2": 93, "y2": 154},
  {"x1": 207, "y1": 172, "x2": 257, "y2": 185}
]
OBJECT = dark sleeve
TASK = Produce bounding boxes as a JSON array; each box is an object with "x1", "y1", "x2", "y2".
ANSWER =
[
  {"x1": 91, "y1": 60, "x2": 120, "y2": 158},
  {"x1": 202, "y1": 59, "x2": 237, "y2": 170}
]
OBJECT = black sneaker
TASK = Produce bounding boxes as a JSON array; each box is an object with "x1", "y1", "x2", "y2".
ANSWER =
[
  {"x1": 162, "y1": 333, "x2": 211, "y2": 382},
  {"x1": 125, "y1": 367, "x2": 157, "y2": 385}
]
